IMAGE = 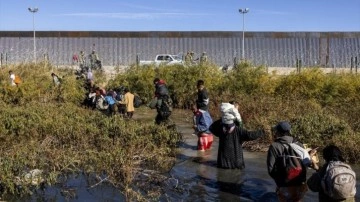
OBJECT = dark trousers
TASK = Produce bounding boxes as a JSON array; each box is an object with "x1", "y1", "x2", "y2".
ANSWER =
[
  {"x1": 118, "y1": 104, "x2": 126, "y2": 115},
  {"x1": 155, "y1": 113, "x2": 170, "y2": 125},
  {"x1": 127, "y1": 111, "x2": 134, "y2": 119},
  {"x1": 108, "y1": 104, "x2": 116, "y2": 115}
]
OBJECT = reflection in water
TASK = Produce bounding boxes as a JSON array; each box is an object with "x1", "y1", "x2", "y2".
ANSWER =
[{"x1": 216, "y1": 169, "x2": 245, "y2": 201}]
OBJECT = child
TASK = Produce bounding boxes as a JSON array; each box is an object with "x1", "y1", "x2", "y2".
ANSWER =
[
  {"x1": 220, "y1": 101, "x2": 243, "y2": 129},
  {"x1": 191, "y1": 104, "x2": 213, "y2": 151}
]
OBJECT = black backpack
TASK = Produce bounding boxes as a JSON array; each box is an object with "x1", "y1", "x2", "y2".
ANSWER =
[
  {"x1": 276, "y1": 143, "x2": 307, "y2": 186},
  {"x1": 133, "y1": 95, "x2": 142, "y2": 108}
]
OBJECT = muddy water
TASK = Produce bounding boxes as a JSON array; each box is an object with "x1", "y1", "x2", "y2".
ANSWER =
[
  {"x1": 166, "y1": 109, "x2": 360, "y2": 202},
  {"x1": 9, "y1": 109, "x2": 360, "y2": 202}
]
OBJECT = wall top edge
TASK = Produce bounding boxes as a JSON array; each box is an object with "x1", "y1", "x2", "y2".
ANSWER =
[{"x1": 0, "y1": 31, "x2": 359, "y2": 38}]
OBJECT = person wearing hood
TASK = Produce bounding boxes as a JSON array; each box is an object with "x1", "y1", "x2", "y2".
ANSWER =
[
  {"x1": 154, "y1": 78, "x2": 169, "y2": 98},
  {"x1": 153, "y1": 78, "x2": 172, "y2": 125},
  {"x1": 220, "y1": 101, "x2": 242, "y2": 128},
  {"x1": 267, "y1": 121, "x2": 308, "y2": 202}
]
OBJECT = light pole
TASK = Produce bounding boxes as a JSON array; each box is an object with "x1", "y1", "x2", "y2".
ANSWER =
[
  {"x1": 239, "y1": 8, "x2": 249, "y2": 60},
  {"x1": 28, "y1": 7, "x2": 38, "y2": 63}
]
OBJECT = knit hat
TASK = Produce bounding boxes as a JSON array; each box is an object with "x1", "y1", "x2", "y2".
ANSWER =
[{"x1": 273, "y1": 121, "x2": 291, "y2": 134}]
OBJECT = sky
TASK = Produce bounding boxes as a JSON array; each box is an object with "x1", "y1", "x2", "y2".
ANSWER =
[{"x1": 0, "y1": 0, "x2": 359, "y2": 32}]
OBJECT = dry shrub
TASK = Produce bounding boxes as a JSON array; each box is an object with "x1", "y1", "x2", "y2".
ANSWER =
[
  {"x1": 0, "y1": 62, "x2": 85, "y2": 105},
  {"x1": 1, "y1": 61, "x2": 360, "y2": 199},
  {"x1": 0, "y1": 63, "x2": 181, "y2": 200},
  {"x1": 332, "y1": 133, "x2": 360, "y2": 162},
  {"x1": 111, "y1": 63, "x2": 360, "y2": 162},
  {"x1": 108, "y1": 63, "x2": 223, "y2": 108}
]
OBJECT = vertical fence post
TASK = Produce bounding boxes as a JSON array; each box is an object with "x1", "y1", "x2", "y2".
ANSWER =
[
  {"x1": 136, "y1": 54, "x2": 140, "y2": 66},
  {"x1": 5, "y1": 52, "x2": 8, "y2": 66},
  {"x1": 265, "y1": 61, "x2": 268, "y2": 73},
  {"x1": 356, "y1": 56, "x2": 358, "y2": 74},
  {"x1": 0, "y1": 53, "x2": 3, "y2": 68},
  {"x1": 233, "y1": 56, "x2": 238, "y2": 69},
  {"x1": 351, "y1": 57, "x2": 354, "y2": 73},
  {"x1": 325, "y1": 55, "x2": 329, "y2": 68},
  {"x1": 296, "y1": 59, "x2": 302, "y2": 73}
]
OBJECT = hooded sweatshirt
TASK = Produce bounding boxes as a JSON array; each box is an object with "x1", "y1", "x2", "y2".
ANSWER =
[
  {"x1": 154, "y1": 80, "x2": 169, "y2": 98},
  {"x1": 220, "y1": 103, "x2": 242, "y2": 125},
  {"x1": 267, "y1": 135, "x2": 307, "y2": 187}
]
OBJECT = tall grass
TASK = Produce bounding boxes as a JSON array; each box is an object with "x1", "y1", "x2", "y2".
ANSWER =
[{"x1": 0, "y1": 63, "x2": 181, "y2": 200}]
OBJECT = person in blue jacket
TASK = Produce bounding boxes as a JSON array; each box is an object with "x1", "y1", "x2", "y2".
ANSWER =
[{"x1": 191, "y1": 104, "x2": 213, "y2": 151}]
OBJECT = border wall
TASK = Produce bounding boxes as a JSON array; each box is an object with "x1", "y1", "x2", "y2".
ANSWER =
[{"x1": 0, "y1": 31, "x2": 359, "y2": 68}]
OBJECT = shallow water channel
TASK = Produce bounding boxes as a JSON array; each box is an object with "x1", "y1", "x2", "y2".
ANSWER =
[
  {"x1": 9, "y1": 109, "x2": 360, "y2": 202},
  {"x1": 162, "y1": 110, "x2": 360, "y2": 202}
]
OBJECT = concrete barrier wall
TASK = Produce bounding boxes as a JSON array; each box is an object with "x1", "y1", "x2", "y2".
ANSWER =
[{"x1": 0, "y1": 31, "x2": 359, "y2": 67}]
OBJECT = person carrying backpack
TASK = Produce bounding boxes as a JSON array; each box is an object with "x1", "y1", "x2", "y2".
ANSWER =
[
  {"x1": 307, "y1": 145, "x2": 356, "y2": 202},
  {"x1": 267, "y1": 121, "x2": 311, "y2": 202},
  {"x1": 153, "y1": 78, "x2": 172, "y2": 125}
]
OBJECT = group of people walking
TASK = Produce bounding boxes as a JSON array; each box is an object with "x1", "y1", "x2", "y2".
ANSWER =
[
  {"x1": 187, "y1": 79, "x2": 357, "y2": 202},
  {"x1": 85, "y1": 84, "x2": 136, "y2": 118},
  {"x1": 55, "y1": 67, "x2": 137, "y2": 118}
]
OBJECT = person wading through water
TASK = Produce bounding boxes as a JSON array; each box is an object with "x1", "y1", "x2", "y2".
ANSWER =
[
  {"x1": 209, "y1": 117, "x2": 264, "y2": 169},
  {"x1": 151, "y1": 78, "x2": 172, "y2": 125},
  {"x1": 307, "y1": 145, "x2": 356, "y2": 202},
  {"x1": 267, "y1": 121, "x2": 316, "y2": 202}
]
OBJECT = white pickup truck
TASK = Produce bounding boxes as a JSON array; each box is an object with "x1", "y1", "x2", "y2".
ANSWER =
[{"x1": 139, "y1": 54, "x2": 183, "y2": 66}]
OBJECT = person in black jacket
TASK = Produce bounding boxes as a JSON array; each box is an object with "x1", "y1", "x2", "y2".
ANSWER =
[
  {"x1": 153, "y1": 78, "x2": 171, "y2": 125},
  {"x1": 267, "y1": 121, "x2": 308, "y2": 202},
  {"x1": 196, "y1": 80, "x2": 209, "y2": 111},
  {"x1": 209, "y1": 119, "x2": 264, "y2": 169}
]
